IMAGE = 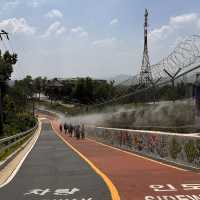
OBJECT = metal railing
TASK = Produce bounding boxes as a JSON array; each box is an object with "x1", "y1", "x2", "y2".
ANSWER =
[{"x1": 0, "y1": 122, "x2": 38, "y2": 157}]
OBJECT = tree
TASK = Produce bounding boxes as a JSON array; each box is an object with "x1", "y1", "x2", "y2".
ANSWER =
[
  {"x1": 0, "y1": 50, "x2": 17, "y2": 135},
  {"x1": 19, "y1": 75, "x2": 34, "y2": 98},
  {"x1": 84, "y1": 77, "x2": 94, "y2": 103},
  {"x1": 33, "y1": 76, "x2": 43, "y2": 100},
  {"x1": 0, "y1": 51, "x2": 17, "y2": 80},
  {"x1": 10, "y1": 76, "x2": 34, "y2": 112},
  {"x1": 42, "y1": 77, "x2": 47, "y2": 93},
  {"x1": 73, "y1": 78, "x2": 85, "y2": 103}
]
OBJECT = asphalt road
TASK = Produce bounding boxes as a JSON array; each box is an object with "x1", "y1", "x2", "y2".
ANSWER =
[{"x1": 0, "y1": 122, "x2": 111, "y2": 200}]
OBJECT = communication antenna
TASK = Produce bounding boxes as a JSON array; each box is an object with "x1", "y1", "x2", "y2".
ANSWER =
[{"x1": 139, "y1": 9, "x2": 153, "y2": 87}]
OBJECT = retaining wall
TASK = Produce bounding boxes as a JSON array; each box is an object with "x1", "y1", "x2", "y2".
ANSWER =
[{"x1": 86, "y1": 126, "x2": 200, "y2": 169}]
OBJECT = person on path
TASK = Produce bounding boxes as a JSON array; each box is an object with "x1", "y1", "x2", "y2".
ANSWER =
[
  {"x1": 76, "y1": 125, "x2": 81, "y2": 140},
  {"x1": 64, "y1": 123, "x2": 68, "y2": 134},
  {"x1": 59, "y1": 123, "x2": 63, "y2": 133},
  {"x1": 81, "y1": 124, "x2": 85, "y2": 139},
  {"x1": 69, "y1": 124, "x2": 73, "y2": 137}
]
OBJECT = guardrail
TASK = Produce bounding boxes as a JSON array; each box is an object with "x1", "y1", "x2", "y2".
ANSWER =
[{"x1": 0, "y1": 123, "x2": 38, "y2": 157}]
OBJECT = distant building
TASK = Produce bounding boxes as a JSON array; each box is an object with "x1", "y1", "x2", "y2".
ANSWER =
[{"x1": 47, "y1": 78, "x2": 64, "y2": 88}]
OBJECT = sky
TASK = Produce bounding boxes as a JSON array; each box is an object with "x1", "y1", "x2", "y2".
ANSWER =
[{"x1": 0, "y1": 0, "x2": 200, "y2": 79}]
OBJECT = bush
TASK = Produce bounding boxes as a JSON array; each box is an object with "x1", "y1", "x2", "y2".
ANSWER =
[
  {"x1": 184, "y1": 140, "x2": 198, "y2": 163},
  {"x1": 3, "y1": 112, "x2": 36, "y2": 136},
  {"x1": 170, "y1": 137, "x2": 182, "y2": 159}
]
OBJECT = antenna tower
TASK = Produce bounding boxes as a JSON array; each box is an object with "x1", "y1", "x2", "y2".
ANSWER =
[{"x1": 139, "y1": 9, "x2": 153, "y2": 87}]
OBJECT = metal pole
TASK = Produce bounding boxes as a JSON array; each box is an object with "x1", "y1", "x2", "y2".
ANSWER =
[
  {"x1": 171, "y1": 79, "x2": 175, "y2": 102},
  {"x1": 163, "y1": 68, "x2": 182, "y2": 102}
]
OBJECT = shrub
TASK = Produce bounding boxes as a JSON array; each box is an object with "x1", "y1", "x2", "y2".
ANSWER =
[
  {"x1": 3, "y1": 112, "x2": 36, "y2": 136},
  {"x1": 170, "y1": 137, "x2": 182, "y2": 159},
  {"x1": 184, "y1": 140, "x2": 198, "y2": 163}
]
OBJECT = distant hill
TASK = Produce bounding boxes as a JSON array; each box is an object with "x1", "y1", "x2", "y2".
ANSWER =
[
  {"x1": 107, "y1": 72, "x2": 198, "y2": 87},
  {"x1": 108, "y1": 74, "x2": 138, "y2": 86}
]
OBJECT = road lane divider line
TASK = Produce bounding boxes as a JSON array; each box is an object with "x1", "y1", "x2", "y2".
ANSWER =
[
  {"x1": 87, "y1": 138, "x2": 187, "y2": 172},
  {"x1": 51, "y1": 122, "x2": 121, "y2": 200},
  {"x1": 0, "y1": 119, "x2": 42, "y2": 188}
]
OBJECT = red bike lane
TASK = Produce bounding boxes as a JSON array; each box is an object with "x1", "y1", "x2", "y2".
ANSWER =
[{"x1": 51, "y1": 119, "x2": 200, "y2": 200}]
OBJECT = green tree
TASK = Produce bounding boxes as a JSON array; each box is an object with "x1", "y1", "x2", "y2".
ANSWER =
[
  {"x1": 73, "y1": 78, "x2": 85, "y2": 103},
  {"x1": 170, "y1": 137, "x2": 182, "y2": 159},
  {"x1": 0, "y1": 50, "x2": 17, "y2": 135},
  {"x1": 33, "y1": 76, "x2": 43, "y2": 100},
  {"x1": 14, "y1": 76, "x2": 33, "y2": 99},
  {"x1": 0, "y1": 51, "x2": 17, "y2": 81},
  {"x1": 84, "y1": 77, "x2": 94, "y2": 103},
  {"x1": 184, "y1": 140, "x2": 198, "y2": 163}
]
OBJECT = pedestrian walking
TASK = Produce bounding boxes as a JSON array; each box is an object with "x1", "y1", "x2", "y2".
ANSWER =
[
  {"x1": 69, "y1": 124, "x2": 73, "y2": 137},
  {"x1": 59, "y1": 123, "x2": 63, "y2": 133},
  {"x1": 64, "y1": 122, "x2": 68, "y2": 134},
  {"x1": 76, "y1": 125, "x2": 80, "y2": 140},
  {"x1": 81, "y1": 124, "x2": 85, "y2": 139}
]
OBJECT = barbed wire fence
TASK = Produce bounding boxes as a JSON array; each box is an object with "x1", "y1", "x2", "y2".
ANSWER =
[{"x1": 69, "y1": 35, "x2": 200, "y2": 114}]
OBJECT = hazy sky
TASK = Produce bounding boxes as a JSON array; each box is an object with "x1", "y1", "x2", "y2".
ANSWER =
[{"x1": 0, "y1": 0, "x2": 200, "y2": 79}]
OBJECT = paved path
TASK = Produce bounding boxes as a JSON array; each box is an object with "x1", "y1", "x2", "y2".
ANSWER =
[
  {"x1": 0, "y1": 121, "x2": 112, "y2": 200},
  {"x1": 52, "y1": 119, "x2": 200, "y2": 200}
]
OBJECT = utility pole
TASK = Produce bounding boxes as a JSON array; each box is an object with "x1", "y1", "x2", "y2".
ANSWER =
[{"x1": 0, "y1": 30, "x2": 10, "y2": 135}]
